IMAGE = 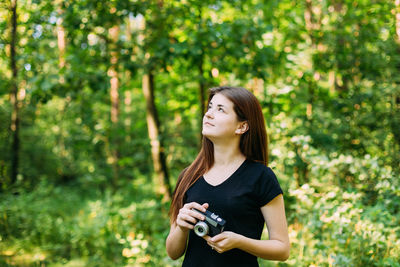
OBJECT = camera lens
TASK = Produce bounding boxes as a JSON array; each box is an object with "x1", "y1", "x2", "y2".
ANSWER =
[{"x1": 194, "y1": 221, "x2": 208, "y2": 237}]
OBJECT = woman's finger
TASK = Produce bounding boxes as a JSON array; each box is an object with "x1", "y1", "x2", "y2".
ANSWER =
[
  {"x1": 211, "y1": 233, "x2": 225, "y2": 242},
  {"x1": 209, "y1": 243, "x2": 222, "y2": 253},
  {"x1": 179, "y1": 213, "x2": 198, "y2": 224},
  {"x1": 189, "y1": 209, "x2": 206, "y2": 221},
  {"x1": 203, "y1": 235, "x2": 212, "y2": 242},
  {"x1": 184, "y1": 202, "x2": 206, "y2": 212},
  {"x1": 177, "y1": 220, "x2": 194, "y2": 229},
  {"x1": 179, "y1": 207, "x2": 204, "y2": 222}
]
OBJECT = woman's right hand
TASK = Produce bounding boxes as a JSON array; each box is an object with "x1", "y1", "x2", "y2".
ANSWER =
[
  {"x1": 176, "y1": 202, "x2": 209, "y2": 232},
  {"x1": 167, "y1": 202, "x2": 209, "y2": 260}
]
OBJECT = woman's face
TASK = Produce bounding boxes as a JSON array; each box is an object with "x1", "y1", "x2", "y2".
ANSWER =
[{"x1": 202, "y1": 93, "x2": 244, "y2": 141}]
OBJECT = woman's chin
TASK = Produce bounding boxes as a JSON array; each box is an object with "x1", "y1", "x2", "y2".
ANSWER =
[
  {"x1": 202, "y1": 131, "x2": 215, "y2": 139},
  {"x1": 202, "y1": 129, "x2": 210, "y2": 136}
]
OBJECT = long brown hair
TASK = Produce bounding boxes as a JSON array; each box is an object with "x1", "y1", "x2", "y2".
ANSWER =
[{"x1": 169, "y1": 86, "x2": 269, "y2": 223}]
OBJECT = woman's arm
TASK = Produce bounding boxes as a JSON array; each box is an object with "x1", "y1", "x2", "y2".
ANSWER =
[
  {"x1": 166, "y1": 202, "x2": 209, "y2": 260},
  {"x1": 166, "y1": 222, "x2": 189, "y2": 260},
  {"x1": 204, "y1": 194, "x2": 290, "y2": 261}
]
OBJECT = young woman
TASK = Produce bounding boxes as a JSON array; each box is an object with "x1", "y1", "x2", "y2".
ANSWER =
[{"x1": 166, "y1": 86, "x2": 290, "y2": 266}]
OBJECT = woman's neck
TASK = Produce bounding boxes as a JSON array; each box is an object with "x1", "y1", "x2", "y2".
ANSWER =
[{"x1": 212, "y1": 142, "x2": 245, "y2": 167}]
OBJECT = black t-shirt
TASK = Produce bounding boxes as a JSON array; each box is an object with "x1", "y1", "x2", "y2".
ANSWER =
[{"x1": 182, "y1": 159, "x2": 283, "y2": 267}]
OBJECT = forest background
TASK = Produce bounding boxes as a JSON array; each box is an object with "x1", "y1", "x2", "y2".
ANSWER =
[{"x1": 0, "y1": 0, "x2": 399, "y2": 266}]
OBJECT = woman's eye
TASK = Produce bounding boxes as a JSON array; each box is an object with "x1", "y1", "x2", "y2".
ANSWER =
[{"x1": 218, "y1": 107, "x2": 224, "y2": 112}]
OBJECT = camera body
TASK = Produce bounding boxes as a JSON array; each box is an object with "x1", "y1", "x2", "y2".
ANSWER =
[{"x1": 192, "y1": 208, "x2": 226, "y2": 237}]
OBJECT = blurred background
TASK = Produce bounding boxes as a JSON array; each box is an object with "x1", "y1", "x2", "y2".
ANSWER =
[{"x1": 0, "y1": 0, "x2": 399, "y2": 266}]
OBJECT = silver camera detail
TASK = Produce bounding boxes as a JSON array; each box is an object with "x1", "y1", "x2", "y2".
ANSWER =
[{"x1": 192, "y1": 208, "x2": 226, "y2": 237}]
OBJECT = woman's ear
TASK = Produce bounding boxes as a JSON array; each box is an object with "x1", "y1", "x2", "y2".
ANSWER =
[{"x1": 235, "y1": 121, "x2": 249, "y2": 135}]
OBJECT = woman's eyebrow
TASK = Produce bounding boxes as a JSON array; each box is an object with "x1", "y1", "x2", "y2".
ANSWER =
[{"x1": 209, "y1": 102, "x2": 226, "y2": 108}]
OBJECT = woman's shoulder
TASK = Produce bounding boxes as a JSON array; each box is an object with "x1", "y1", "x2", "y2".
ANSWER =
[
  {"x1": 245, "y1": 159, "x2": 274, "y2": 174},
  {"x1": 242, "y1": 160, "x2": 282, "y2": 204},
  {"x1": 239, "y1": 160, "x2": 277, "y2": 184}
]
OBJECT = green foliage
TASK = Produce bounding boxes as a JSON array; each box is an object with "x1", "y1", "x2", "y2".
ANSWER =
[
  {"x1": 0, "y1": 177, "x2": 180, "y2": 266},
  {"x1": 286, "y1": 163, "x2": 400, "y2": 266}
]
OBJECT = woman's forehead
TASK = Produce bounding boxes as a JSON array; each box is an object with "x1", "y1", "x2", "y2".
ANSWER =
[{"x1": 210, "y1": 93, "x2": 234, "y2": 108}]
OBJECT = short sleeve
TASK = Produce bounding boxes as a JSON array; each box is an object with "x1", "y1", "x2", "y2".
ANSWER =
[{"x1": 254, "y1": 167, "x2": 283, "y2": 207}]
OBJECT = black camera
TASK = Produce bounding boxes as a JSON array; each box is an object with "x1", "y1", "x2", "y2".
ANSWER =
[{"x1": 192, "y1": 209, "x2": 226, "y2": 237}]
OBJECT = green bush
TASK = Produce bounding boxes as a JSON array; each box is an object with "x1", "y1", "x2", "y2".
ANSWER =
[{"x1": 0, "y1": 177, "x2": 179, "y2": 266}]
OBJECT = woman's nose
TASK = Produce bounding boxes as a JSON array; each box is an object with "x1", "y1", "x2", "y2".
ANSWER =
[{"x1": 205, "y1": 108, "x2": 213, "y2": 118}]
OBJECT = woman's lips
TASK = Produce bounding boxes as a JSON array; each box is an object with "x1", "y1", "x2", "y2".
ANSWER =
[{"x1": 204, "y1": 122, "x2": 214, "y2": 126}]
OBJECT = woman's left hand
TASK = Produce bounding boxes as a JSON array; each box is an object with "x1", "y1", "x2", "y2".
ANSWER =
[{"x1": 203, "y1": 231, "x2": 242, "y2": 253}]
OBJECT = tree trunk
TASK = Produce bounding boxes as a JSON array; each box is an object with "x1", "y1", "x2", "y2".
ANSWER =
[
  {"x1": 10, "y1": 0, "x2": 19, "y2": 185},
  {"x1": 397, "y1": 0, "x2": 400, "y2": 43},
  {"x1": 196, "y1": 9, "x2": 206, "y2": 145},
  {"x1": 393, "y1": 0, "x2": 400, "y2": 170},
  {"x1": 142, "y1": 71, "x2": 172, "y2": 201},
  {"x1": 304, "y1": 0, "x2": 317, "y2": 121},
  {"x1": 107, "y1": 25, "x2": 120, "y2": 185},
  {"x1": 124, "y1": 15, "x2": 133, "y2": 142},
  {"x1": 333, "y1": 0, "x2": 349, "y2": 95},
  {"x1": 198, "y1": 50, "x2": 206, "y2": 144},
  {"x1": 56, "y1": 1, "x2": 71, "y2": 183},
  {"x1": 108, "y1": 25, "x2": 120, "y2": 124},
  {"x1": 124, "y1": 90, "x2": 132, "y2": 142},
  {"x1": 56, "y1": 1, "x2": 66, "y2": 72},
  {"x1": 304, "y1": 0, "x2": 316, "y2": 45}
]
